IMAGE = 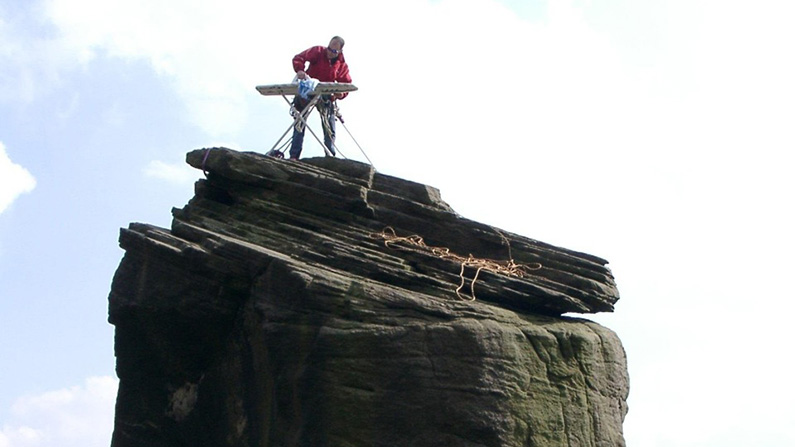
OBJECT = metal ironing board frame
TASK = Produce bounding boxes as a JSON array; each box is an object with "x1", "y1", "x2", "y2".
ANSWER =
[{"x1": 255, "y1": 82, "x2": 358, "y2": 157}]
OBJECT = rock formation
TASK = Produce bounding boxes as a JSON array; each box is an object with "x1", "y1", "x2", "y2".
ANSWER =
[{"x1": 108, "y1": 148, "x2": 629, "y2": 447}]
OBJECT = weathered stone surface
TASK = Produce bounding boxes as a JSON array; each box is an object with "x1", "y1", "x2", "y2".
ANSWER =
[{"x1": 108, "y1": 148, "x2": 628, "y2": 447}]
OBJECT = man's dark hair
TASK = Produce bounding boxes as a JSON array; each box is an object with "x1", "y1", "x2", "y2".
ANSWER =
[{"x1": 330, "y1": 36, "x2": 345, "y2": 48}]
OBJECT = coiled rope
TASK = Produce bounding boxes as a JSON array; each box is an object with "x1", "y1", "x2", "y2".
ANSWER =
[{"x1": 371, "y1": 227, "x2": 542, "y2": 301}]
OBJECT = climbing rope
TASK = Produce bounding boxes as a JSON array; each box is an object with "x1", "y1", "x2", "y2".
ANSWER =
[
  {"x1": 370, "y1": 227, "x2": 542, "y2": 301},
  {"x1": 335, "y1": 106, "x2": 376, "y2": 169},
  {"x1": 201, "y1": 148, "x2": 212, "y2": 177}
]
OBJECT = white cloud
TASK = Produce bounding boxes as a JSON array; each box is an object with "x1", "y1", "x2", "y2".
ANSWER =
[
  {"x1": 21, "y1": 0, "x2": 794, "y2": 164},
  {"x1": 0, "y1": 6, "x2": 87, "y2": 104},
  {"x1": 144, "y1": 159, "x2": 201, "y2": 186},
  {"x1": 0, "y1": 376, "x2": 118, "y2": 447},
  {"x1": 0, "y1": 142, "x2": 36, "y2": 215},
  {"x1": 35, "y1": 0, "x2": 644, "y2": 146},
  {"x1": 41, "y1": 0, "x2": 303, "y2": 137}
]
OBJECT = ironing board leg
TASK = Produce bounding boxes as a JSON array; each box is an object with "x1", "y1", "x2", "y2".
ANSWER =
[
  {"x1": 268, "y1": 95, "x2": 320, "y2": 153},
  {"x1": 270, "y1": 95, "x2": 333, "y2": 157}
]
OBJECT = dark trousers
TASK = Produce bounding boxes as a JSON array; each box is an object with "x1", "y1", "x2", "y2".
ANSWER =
[{"x1": 290, "y1": 96, "x2": 336, "y2": 159}]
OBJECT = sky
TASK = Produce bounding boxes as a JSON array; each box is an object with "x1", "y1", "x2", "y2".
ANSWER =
[{"x1": 1, "y1": 0, "x2": 794, "y2": 445}]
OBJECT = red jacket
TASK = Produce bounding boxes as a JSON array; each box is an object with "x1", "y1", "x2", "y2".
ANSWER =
[{"x1": 292, "y1": 46, "x2": 352, "y2": 99}]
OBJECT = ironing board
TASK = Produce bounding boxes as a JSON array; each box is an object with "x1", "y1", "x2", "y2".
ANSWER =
[{"x1": 256, "y1": 82, "x2": 358, "y2": 156}]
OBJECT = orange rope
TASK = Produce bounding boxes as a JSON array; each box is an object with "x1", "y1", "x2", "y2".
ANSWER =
[{"x1": 371, "y1": 227, "x2": 542, "y2": 301}]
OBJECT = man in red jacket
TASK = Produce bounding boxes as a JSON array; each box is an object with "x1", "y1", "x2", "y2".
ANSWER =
[{"x1": 290, "y1": 36, "x2": 352, "y2": 160}]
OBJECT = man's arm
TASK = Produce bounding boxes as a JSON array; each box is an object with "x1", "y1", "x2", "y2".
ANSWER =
[
  {"x1": 292, "y1": 46, "x2": 324, "y2": 76},
  {"x1": 333, "y1": 62, "x2": 352, "y2": 99},
  {"x1": 336, "y1": 62, "x2": 352, "y2": 84}
]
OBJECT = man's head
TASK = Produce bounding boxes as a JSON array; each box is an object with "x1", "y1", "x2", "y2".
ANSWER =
[{"x1": 326, "y1": 36, "x2": 345, "y2": 59}]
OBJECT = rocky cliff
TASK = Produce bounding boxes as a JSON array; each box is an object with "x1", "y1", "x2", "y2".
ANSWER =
[{"x1": 108, "y1": 148, "x2": 629, "y2": 447}]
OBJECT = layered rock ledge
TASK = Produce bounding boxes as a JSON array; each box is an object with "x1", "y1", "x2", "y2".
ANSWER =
[{"x1": 108, "y1": 148, "x2": 629, "y2": 447}]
